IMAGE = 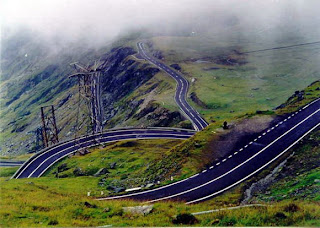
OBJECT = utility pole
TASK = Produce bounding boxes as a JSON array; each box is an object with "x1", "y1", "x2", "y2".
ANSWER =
[
  {"x1": 40, "y1": 105, "x2": 59, "y2": 147},
  {"x1": 68, "y1": 61, "x2": 104, "y2": 136}
]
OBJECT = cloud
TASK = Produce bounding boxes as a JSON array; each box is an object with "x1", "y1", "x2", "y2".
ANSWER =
[{"x1": 2, "y1": 0, "x2": 320, "y2": 48}]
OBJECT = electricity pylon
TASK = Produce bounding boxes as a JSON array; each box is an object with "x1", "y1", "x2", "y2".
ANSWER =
[
  {"x1": 69, "y1": 60, "x2": 105, "y2": 136},
  {"x1": 40, "y1": 105, "x2": 59, "y2": 147}
]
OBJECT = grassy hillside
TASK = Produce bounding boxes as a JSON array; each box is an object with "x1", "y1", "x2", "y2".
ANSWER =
[
  {"x1": 1, "y1": 125, "x2": 319, "y2": 227},
  {"x1": 2, "y1": 25, "x2": 319, "y2": 157},
  {"x1": 28, "y1": 80, "x2": 320, "y2": 194},
  {"x1": 0, "y1": 128, "x2": 319, "y2": 227},
  {"x1": 1, "y1": 80, "x2": 319, "y2": 226},
  {"x1": 146, "y1": 34, "x2": 320, "y2": 123},
  {"x1": 44, "y1": 139, "x2": 182, "y2": 191}
]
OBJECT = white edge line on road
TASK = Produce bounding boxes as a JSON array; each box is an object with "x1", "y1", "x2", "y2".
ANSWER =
[
  {"x1": 186, "y1": 121, "x2": 320, "y2": 204},
  {"x1": 14, "y1": 127, "x2": 194, "y2": 178},
  {"x1": 144, "y1": 108, "x2": 320, "y2": 203},
  {"x1": 138, "y1": 42, "x2": 206, "y2": 131},
  {"x1": 37, "y1": 135, "x2": 191, "y2": 178},
  {"x1": 29, "y1": 133, "x2": 191, "y2": 178}
]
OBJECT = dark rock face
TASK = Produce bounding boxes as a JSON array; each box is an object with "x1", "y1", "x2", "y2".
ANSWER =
[
  {"x1": 1, "y1": 43, "x2": 168, "y2": 155},
  {"x1": 109, "y1": 162, "x2": 117, "y2": 169},
  {"x1": 57, "y1": 163, "x2": 69, "y2": 172},
  {"x1": 84, "y1": 201, "x2": 97, "y2": 208},
  {"x1": 73, "y1": 167, "x2": 84, "y2": 176},
  {"x1": 100, "y1": 47, "x2": 160, "y2": 122},
  {"x1": 134, "y1": 102, "x2": 184, "y2": 127},
  {"x1": 57, "y1": 94, "x2": 72, "y2": 108},
  {"x1": 134, "y1": 102, "x2": 159, "y2": 120},
  {"x1": 147, "y1": 107, "x2": 182, "y2": 127}
]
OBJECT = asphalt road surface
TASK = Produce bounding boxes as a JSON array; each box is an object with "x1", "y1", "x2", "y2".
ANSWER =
[
  {"x1": 12, "y1": 128, "x2": 195, "y2": 179},
  {"x1": 98, "y1": 98, "x2": 320, "y2": 204},
  {"x1": 137, "y1": 42, "x2": 208, "y2": 131}
]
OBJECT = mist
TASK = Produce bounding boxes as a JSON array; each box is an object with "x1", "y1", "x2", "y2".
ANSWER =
[{"x1": 2, "y1": 0, "x2": 320, "y2": 50}]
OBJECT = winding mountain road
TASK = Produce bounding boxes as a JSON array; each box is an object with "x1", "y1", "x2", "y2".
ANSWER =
[
  {"x1": 0, "y1": 160, "x2": 24, "y2": 167},
  {"x1": 99, "y1": 98, "x2": 320, "y2": 203},
  {"x1": 12, "y1": 42, "x2": 320, "y2": 205},
  {"x1": 137, "y1": 42, "x2": 208, "y2": 131},
  {"x1": 12, "y1": 128, "x2": 195, "y2": 179}
]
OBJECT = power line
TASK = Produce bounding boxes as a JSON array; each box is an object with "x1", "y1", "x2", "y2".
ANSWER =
[{"x1": 241, "y1": 41, "x2": 320, "y2": 54}]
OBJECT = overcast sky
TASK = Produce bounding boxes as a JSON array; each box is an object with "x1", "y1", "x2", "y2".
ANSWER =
[{"x1": 2, "y1": 0, "x2": 320, "y2": 48}]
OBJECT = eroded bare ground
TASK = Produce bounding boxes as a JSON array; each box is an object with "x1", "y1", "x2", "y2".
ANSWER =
[{"x1": 205, "y1": 115, "x2": 282, "y2": 161}]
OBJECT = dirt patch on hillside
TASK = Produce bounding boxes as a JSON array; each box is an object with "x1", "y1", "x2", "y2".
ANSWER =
[
  {"x1": 190, "y1": 92, "x2": 208, "y2": 109},
  {"x1": 205, "y1": 115, "x2": 281, "y2": 162},
  {"x1": 213, "y1": 52, "x2": 247, "y2": 66},
  {"x1": 190, "y1": 48, "x2": 247, "y2": 67},
  {"x1": 136, "y1": 87, "x2": 157, "y2": 113}
]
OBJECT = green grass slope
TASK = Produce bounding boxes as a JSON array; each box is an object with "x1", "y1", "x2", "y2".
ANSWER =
[{"x1": 147, "y1": 34, "x2": 320, "y2": 123}]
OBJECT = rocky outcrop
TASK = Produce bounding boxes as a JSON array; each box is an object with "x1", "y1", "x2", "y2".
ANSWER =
[
  {"x1": 100, "y1": 47, "x2": 160, "y2": 123},
  {"x1": 1, "y1": 38, "x2": 172, "y2": 155},
  {"x1": 276, "y1": 90, "x2": 305, "y2": 109},
  {"x1": 134, "y1": 102, "x2": 184, "y2": 127},
  {"x1": 123, "y1": 205, "x2": 153, "y2": 215},
  {"x1": 94, "y1": 168, "x2": 110, "y2": 177}
]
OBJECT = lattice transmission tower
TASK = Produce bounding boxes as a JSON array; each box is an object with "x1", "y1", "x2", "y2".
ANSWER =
[
  {"x1": 40, "y1": 105, "x2": 59, "y2": 148},
  {"x1": 68, "y1": 60, "x2": 105, "y2": 137}
]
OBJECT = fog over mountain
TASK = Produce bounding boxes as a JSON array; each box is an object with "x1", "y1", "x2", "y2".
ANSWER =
[{"x1": 2, "y1": 0, "x2": 320, "y2": 49}]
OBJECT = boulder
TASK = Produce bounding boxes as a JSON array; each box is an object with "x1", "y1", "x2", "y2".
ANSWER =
[
  {"x1": 57, "y1": 163, "x2": 68, "y2": 172},
  {"x1": 73, "y1": 167, "x2": 84, "y2": 176},
  {"x1": 145, "y1": 183, "x2": 154, "y2": 188},
  {"x1": 110, "y1": 162, "x2": 117, "y2": 169},
  {"x1": 123, "y1": 205, "x2": 153, "y2": 215},
  {"x1": 103, "y1": 207, "x2": 110, "y2": 212},
  {"x1": 172, "y1": 213, "x2": 198, "y2": 225},
  {"x1": 84, "y1": 201, "x2": 97, "y2": 208},
  {"x1": 114, "y1": 187, "x2": 125, "y2": 193},
  {"x1": 94, "y1": 168, "x2": 110, "y2": 177}
]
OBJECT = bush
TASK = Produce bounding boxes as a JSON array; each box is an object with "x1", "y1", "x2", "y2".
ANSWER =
[
  {"x1": 275, "y1": 212, "x2": 287, "y2": 219},
  {"x1": 172, "y1": 213, "x2": 199, "y2": 225},
  {"x1": 48, "y1": 219, "x2": 59, "y2": 225},
  {"x1": 284, "y1": 203, "x2": 300, "y2": 213}
]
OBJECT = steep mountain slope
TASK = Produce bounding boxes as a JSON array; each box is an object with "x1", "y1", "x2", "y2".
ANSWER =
[{"x1": 0, "y1": 31, "x2": 184, "y2": 155}]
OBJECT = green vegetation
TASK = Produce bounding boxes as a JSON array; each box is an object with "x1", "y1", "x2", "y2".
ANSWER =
[
  {"x1": 248, "y1": 129, "x2": 320, "y2": 203},
  {"x1": 276, "y1": 80, "x2": 320, "y2": 114},
  {"x1": 44, "y1": 139, "x2": 182, "y2": 192},
  {"x1": 0, "y1": 175, "x2": 319, "y2": 226},
  {"x1": 37, "y1": 80, "x2": 320, "y2": 196},
  {"x1": 2, "y1": 28, "x2": 320, "y2": 226},
  {"x1": 1, "y1": 85, "x2": 319, "y2": 226},
  {"x1": 148, "y1": 36, "x2": 320, "y2": 122},
  {"x1": 0, "y1": 167, "x2": 19, "y2": 177}
]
